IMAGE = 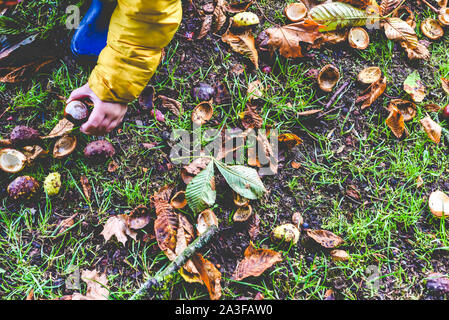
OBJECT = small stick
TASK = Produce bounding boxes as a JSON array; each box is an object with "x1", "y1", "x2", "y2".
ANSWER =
[
  {"x1": 0, "y1": 106, "x2": 10, "y2": 120},
  {"x1": 320, "y1": 81, "x2": 352, "y2": 116},
  {"x1": 129, "y1": 225, "x2": 218, "y2": 300},
  {"x1": 421, "y1": 0, "x2": 439, "y2": 13}
]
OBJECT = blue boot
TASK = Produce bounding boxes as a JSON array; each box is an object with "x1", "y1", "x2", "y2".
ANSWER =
[{"x1": 70, "y1": 0, "x2": 115, "y2": 61}]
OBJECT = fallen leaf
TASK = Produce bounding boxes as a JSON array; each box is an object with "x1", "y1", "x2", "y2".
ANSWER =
[
  {"x1": 240, "y1": 104, "x2": 263, "y2": 129},
  {"x1": 291, "y1": 161, "x2": 301, "y2": 169},
  {"x1": 222, "y1": 28, "x2": 259, "y2": 68},
  {"x1": 416, "y1": 175, "x2": 424, "y2": 188},
  {"x1": 330, "y1": 249, "x2": 350, "y2": 261},
  {"x1": 310, "y1": 30, "x2": 348, "y2": 49},
  {"x1": 71, "y1": 270, "x2": 109, "y2": 300},
  {"x1": 191, "y1": 253, "x2": 222, "y2": 300},
  {"x1": 401, "y1": 40, "x2": 430, "y2": 60},
  {"x1": 0, "y1": 57, "x2": 55, "y2": 83},
  {"x1": 306, "y1": 229, "x2": 344, "y2": 248},
  {"x1": 297, "y1": 109, "x2": 323, "y2": 116},
  {"x1": 181, "y1": 156, "x2": 211, "y2": 185},
  {"x1": 420, "y1": 116, "x2": 441, "y2": 144},
  {"x1": 80, "y1": 175, "x2": 91, "y2": 202},
  {"x1": 383, "y1": 17, "x2": 418, "y2": 48},
  {"x1": 57, "y1": 213, "x2": 78, "y2": 234},
  {"x1": 424, "y1": 103, "x2": 441, "y2": 112},
  {"x1": 22, "y1": 145, "x2": 48, "y2": 161},
  {"x1": 356, "y1": 76, "x2": 386, "y2": 109},
  {"x1": 278, "y1": 133, "x2": 303, "y2": 149},
  {"x1": 198, "y1": 14, "x2": 213, "y2": 39},
  {"x1": 385, "y1": 105, "x2": 406, "y2": 138},
  {"x1": 403, "y1": 71, "x2": 426, "y2": 103},
  {"x1": 441, "y1": 78, "x2": 449, "y2": 95},
  {"x1": 25, "y1": 289, "x2": 34, "y2": 300},
  {"x1": 247, "y1": 80, "x2": 264, "y2": 100},
  {"x1": 226, "y1": 0, "x2": 254, "y2": 13},
  {"x1": 346, "y1": 184, "x2": 360, "y2": 200},
  {"x1": 248, "y1": 213, "x2": 260, "y2": 240},
  {"x1": 387, "y1": 99, "x2": 416, "y2": 121},
  {"x1": 213, "y1": 0, "x2": 227, "y2": 32},
  {"x1": 100, "y1": 214, "x2": 137, "y2": 245},
  {"x1": 142, "y1": 142, "x2": 158, "y2": 150},
  {"x1": 42, "y1": 118, "x2": 74, "y2": 139},
  {"x1": 264, "y1": 19, "x2": 322, "y2": 58},
  {"x1": 159, "y1": 95, "x2": 182, "y2": 116},
  {"x1": 380, "y1": 0, "x2": 403, "y2": 15},
  {"x1": 232, "y1": 242, "x2": 282, "y2": 281}
]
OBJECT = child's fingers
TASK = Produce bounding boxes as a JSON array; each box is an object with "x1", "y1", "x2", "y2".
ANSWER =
[
  {"x1": 81, "y1": 109, "x2": 105, "y2": 135},
  {"x1": 67, "y1": 84, "x2": 91, "y2": 103},
  {"x1": 105, "y1": 120, "x2": 119, "y2": 133}
]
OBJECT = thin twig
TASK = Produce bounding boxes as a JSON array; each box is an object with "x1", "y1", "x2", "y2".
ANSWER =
[
  {"x1": 129, "y1": 225, "x2": 218, "y2": 300},
  {"x1": 421, "y1": 0, "x2": 439, "y2": 13},
  {"x1": 0, "y1": 106, "x2": 10, "y2": 120}
]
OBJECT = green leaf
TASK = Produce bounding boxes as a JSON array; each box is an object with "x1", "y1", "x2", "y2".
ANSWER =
[
  {"x1": 309, "y1": 2, "x2": 371, "y2": 31},
  {"x1": 186, "y1": 160, "x2": 216, "y2": 214},
  {"x1": 214, "y1": 160, "x2": 266, "y2": 200}
]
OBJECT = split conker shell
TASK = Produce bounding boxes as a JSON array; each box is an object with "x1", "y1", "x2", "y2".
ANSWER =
[
  {"x1": 348, "y1": 27, "x2": 369, "y2": 50},
  {"x1": 232, "y1": 12, "x2": 260, "y2": 27},
  {"x1": 272, "y1": 223, "x2": 300, "y2": 244},
  {"x1": 330, "y1": 249, "x2": 350, "y2": 261},
  {"x1": 84, "y1": 140, "x2": 115, "y2": 162},
  {"x1": 7, "y1": 175, "x2": 40, "y2": 200},
  {"x1": 317, "y1": 64, "x2": 340, "y2": 92},
  {"x1": 64, "y1": 101, "x2": 89, "y2": 123},
  {"x1": 357, "y1": 67, "x2": 382, "y2": 85},
  {"x1": 0, "y1": 148, "x2": 26, "y2": 173},
  {"x1": 10, "y1": 126, "x2": 40, "y2": 146},
  {"x1": 284, "y1": 2, "x2": 308, "y2": 22},
  {"x1": 192, "y1": 101, "x2": 213, "y2": 125},
  {"x1": 429, "y1": 190, "x2": 449, "y2": 218},
  {"x1": 53, "y1": 135, "x2": 77, "y2": 159},
  {"x1": 233, "y1": 204, "x2": 253, "y2": 222},
  {"x1": 439, "y1": 7, "x2": 449, "y2": 26},
  {"x1": 170, "y1": 190, "x2": 187, "y2": 209},
  {"x1": 192, "y1": 83, "x2": 215, "y2": 101},
  {"x1": 233, "y1": 191, "x2": 249, "y2": 207},
  {"x1": 421, "y1": 18, "x2": 444, "y2": 40}
]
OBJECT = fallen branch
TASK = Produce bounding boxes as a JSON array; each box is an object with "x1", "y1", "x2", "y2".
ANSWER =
[
  {"x1": 324, "y1": 80, "x2": 352, "y2": 110},
  {"x1": 129, "y1": 224, "x2": 218, "y2": 300}
]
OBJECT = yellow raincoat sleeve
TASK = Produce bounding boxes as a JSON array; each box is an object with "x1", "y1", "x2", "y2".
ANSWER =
[{"x1": 88, "y1": 0, "x2": 182, "y2": 103}]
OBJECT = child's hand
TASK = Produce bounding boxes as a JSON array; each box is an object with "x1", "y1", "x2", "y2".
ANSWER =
[{"x1": 67, "y1": 83, "x2": 127, "y2": 136}]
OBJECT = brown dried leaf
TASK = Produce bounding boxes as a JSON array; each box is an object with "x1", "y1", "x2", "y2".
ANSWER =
[
  {"x1": 240, "y1": 104, "x2": 263, "y2": 129},
  {"x1": 247, "y1": 79, "x2": 264, "y2": 100},
  {"x1": 22, "y1": 145, "x2": 48, "y2": 161},
  {"x1": 0, "y1": 58, "x2": 55, "y2": 83},
  {"x1": 191, "y1": 253, "x2": 222, "y2": 300},
  {"x1": 265, "y1": 19, "x2": 322, "y2": 58},
  {"x1": 232, "y1": 242, "x2": 282, "y2": 281},
  {"x1": 198, "y1": 14, "x2": 213, "y2": 39},
  {"x1": 310, "y1": 30, "x2": 348, "y2": 49},
  {"x1": 278, "y1": 133, "x2": 303, "y2": 149},
  {"x1": 80, "y1": 175, "x2": 91, "y2": 202},
  {"x1": 213, "y1": 0, "x2": 227, "y2": 32},
  {"x1": 222, "y1": 28, "x2": 259, "y2": 68},
  {"x1": 248, "y1": 213, "x2": 260, "y2": 240},
  {"x1": 380, "y1": 0, "x2": 403, "y2": 15},
  {"x1": 100, "y1": 214, "x2": 137, "y2": 245},
  {"x1": 420, "y1": 116, "x2": 441, "y2": 144},
  {"x1": 441, "y1": 78, "x2": 449, "y2": 95},
  {"x1": 159, "y1": 95, "x2": 182, "y2": 116},
  {"x1": 383, "y1": 17, "x2": 418, "y2": 48},
  {"x1": 403, "y1": 72, "x2": 426, "y2": 103},
  {"x1": 71, "y1": 270, "x2": 109, "y2": 300},
  {"x1": 42, "y1": 118, "x2": 74, "y2": 139},
  {"x1": 387, "y1": 99, "x2": 416, "y2": 121},
  {"x1": 297, "y1": 109, "x2": 323, "y2": 116},
  {"x1": 424, "y1": 103, "x2": 441, "y2": 112},
  {"x1": 338, "y1": 0, "x2": 374, "y2": 9},
  {"x1": 226, "y1": 0, "x2": 254, "y2": 13},
  {"x1": 181, "y1": 156, "x2": 211, "y2": 184},
  {"x1": 356, "y1": 76, "x2": 386, "y2": 109},
  {"x1": 401, "y1": 40, "x2": 430, "y2": 61},
  {"x1": 57, "y1": 213, "x2": 78, "y2": 235},
  {"x1": 385, "y1": 105, "x2": 406, "y2": 138},
  {"x1": 306, "y1": 229, "x2": 344, "y2": 248}
]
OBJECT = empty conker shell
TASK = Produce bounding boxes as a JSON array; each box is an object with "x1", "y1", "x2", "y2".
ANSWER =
[
  {"x1": 170, "y1": 190, "x2": 187, "y2": 209},
  {"x1": 64, "y1": 101, "x2": 89, "y2": 123},
  {"x1": 421, "y1": 18, "x2": 444, "y2": 40},
  {"x1": 53, "y1": 135, "x2": 77, "y2": 159},
  {"x1": 192, "y1": 101, "x2": 213, "y2": 125},
  {"x1": 439, "y1": 7, "x2": 449, "y2": 26},
  {"x1": 197, "y1": 209, "x2": 219, "y2": 235},
  {"x1": 233, "y1": 192, "x2": 249, "y2": 207},
  {"x1": 7, "y1": 175, "x2": 40, "y2": 200},
  {"x1": 348, "y1": 27, "x2": 369, "y2": 50},
  {"x1": 429, "y1": 190, "x2": 449, "y2": 218},
  {"x1": 317, "y1": 64, "x2": 340, "y2": 92},
  {"x1": 84, "y1": 140, "x2": 115, "y2": 162},
  {"x1": 0, "y1": 148, "x2": 26, "y2": 173},
  {"x1": 284, "y1": 2, "x2": 307, "y2": 22},
  {"x1": 357, "y1": 67, "x2": 382, "y2": 85},
  {"x1": 10, "y1": 126, "x2": 40, "y2": 146},
  {"x1": 233, "y1": 204, "x2": 253, "y2": 222}
]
